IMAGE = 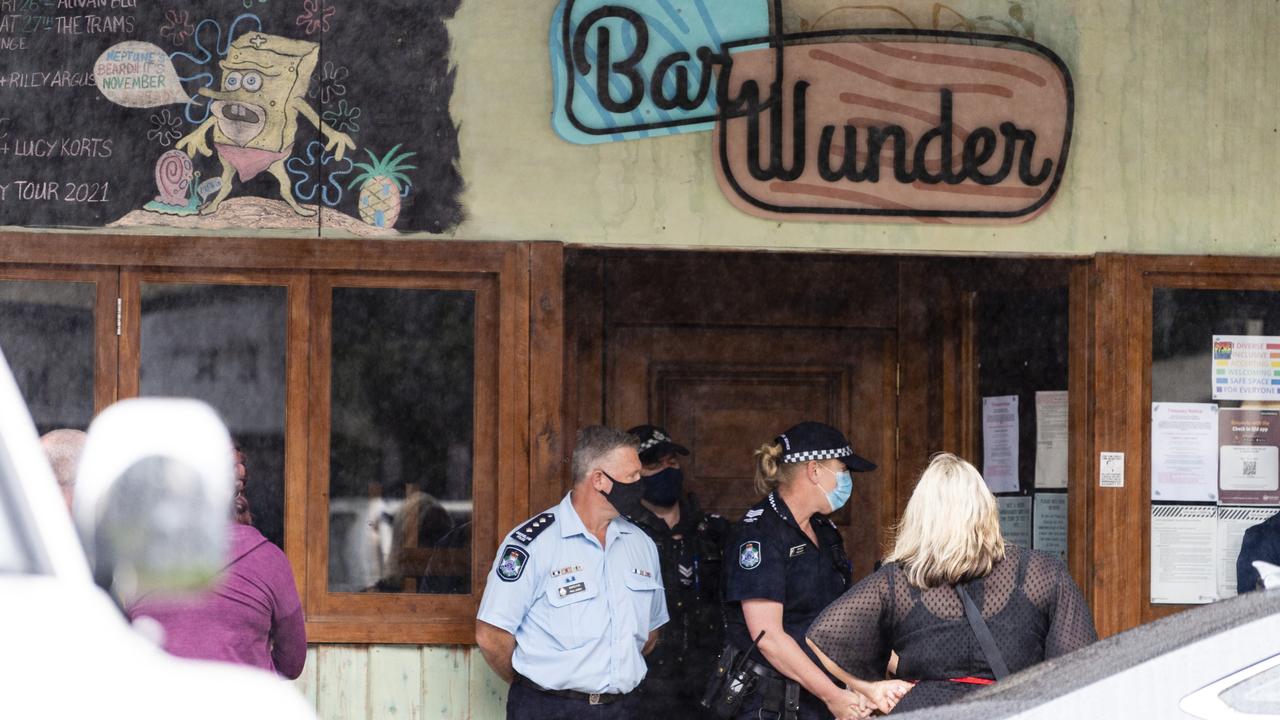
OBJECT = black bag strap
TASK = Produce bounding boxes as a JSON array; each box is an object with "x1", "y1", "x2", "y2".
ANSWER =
[{"x1": 956, "y1": 582, "x2": 1011, "y2": 681}]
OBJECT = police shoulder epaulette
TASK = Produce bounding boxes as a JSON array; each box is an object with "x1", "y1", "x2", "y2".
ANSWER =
[{"x1": 510, "y1": 512, "x2": 556, "y2": 545}]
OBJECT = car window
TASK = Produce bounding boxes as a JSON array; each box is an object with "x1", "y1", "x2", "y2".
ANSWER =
[
  {"x1": 0, "y1": 442, "x2": 42, "y2": 575},
  {"x1": 1220, "y1": 663, "x2": 1280, "y2": 715}
]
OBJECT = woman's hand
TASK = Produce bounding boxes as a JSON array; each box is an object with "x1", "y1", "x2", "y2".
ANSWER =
[
  {"x1": 823, "y1": 688, "x2": 872, "y2": 720},
  {"x1": 862, "y1": 679, "x2": 914, "y2": 714}
]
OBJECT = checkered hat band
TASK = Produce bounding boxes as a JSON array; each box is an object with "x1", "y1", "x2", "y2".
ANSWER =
[
  {"x1": 638, "y1": 431, "x2": 669, "y2": 453},
  {"x1": 781, "y1": 446, "x2": 854, "y2": 463}
]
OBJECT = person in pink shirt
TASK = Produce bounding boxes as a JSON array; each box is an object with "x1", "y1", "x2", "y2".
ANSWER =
[{"x1": 128, "y1": 447, "x2": 306, "y2": 679}]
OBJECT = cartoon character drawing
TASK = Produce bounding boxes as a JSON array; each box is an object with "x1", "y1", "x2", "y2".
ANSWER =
[{"x1": 175, "y1": 32, "x2": 355, "y2": 216}]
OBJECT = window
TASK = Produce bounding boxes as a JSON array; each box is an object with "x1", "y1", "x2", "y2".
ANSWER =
[{"x1": 0, "y1": 237, "x2": 555, "y2": 643}]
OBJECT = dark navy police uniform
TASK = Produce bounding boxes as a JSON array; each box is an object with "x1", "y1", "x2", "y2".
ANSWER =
[{"x1": 722, "y1": 491, "x2": 852, "y2": 719}]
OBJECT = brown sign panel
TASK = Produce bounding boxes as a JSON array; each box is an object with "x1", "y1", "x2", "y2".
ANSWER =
[{"x1": 714, "y1": 30, "x2": 1073, "y2": 224}]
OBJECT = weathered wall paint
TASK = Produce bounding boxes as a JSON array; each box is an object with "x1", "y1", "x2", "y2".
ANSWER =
[
  {"x1": 447, "y1": 0, "x2": 1280, "y2": 255},
  {"x1": 292, "y1": 645, "x2": 508, "y2": 720}
]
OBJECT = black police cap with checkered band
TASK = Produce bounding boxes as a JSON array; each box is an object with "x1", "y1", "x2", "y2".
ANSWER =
[
  {"x1": 628, "y1": 424, "x2": 690, "y2": 464},
  {"x1": 776, "y1": 421, "x2": 876, "y2": 472}
]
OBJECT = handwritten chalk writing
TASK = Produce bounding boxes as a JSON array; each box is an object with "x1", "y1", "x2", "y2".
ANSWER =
[
  {"x1": 0, "y1": 70, "x2": 95, "y2": 88},
  {"x1": 0, "y1": 35, "x2": 28, "y2": 50},
  {"x1": 56, "y1": 0, "x2": 137, "y2": 8},
  {"x1": 13, "y1": 136, "x2": 113, "y2": 158},
  {"x1": 0, "y1": 180, "x2": 110, "y2": 203}
]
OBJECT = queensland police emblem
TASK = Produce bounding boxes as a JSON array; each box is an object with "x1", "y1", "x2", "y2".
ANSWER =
[
  {"x1": 497, "y1": 545, "x2": 529, "y2": 582},
  {"x1": 739, "y1": 541, "x2": 762, "y2": 570}
]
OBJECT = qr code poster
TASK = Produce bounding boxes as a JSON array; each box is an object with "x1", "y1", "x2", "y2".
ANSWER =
[{"x1": 1219, "y1": 408, "x2": 1280, "y2": 506}]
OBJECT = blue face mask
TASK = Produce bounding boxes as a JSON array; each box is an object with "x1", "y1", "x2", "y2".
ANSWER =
[{"x1": 820, "y1": 466, "x2": 854, "y2": 513}]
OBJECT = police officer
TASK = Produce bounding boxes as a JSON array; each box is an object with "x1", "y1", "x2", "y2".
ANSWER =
[
  {"x1": 476, "y1": 425, "x2": 668, "y2": 720},
  {"x1": 714, "y1": 422, "x2": 880, "y2": 720},
  {"x1": 625, "y1": 425, "x2": 729, "y2": 719}
]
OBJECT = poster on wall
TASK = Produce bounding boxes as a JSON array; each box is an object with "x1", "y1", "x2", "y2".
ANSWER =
[
  {"x1": 1032, "y1": 492, "x2": 1068, "y2": 562},
  {"x1": 1150, "y1": 504, "x2": 1218, "y2": 605},
  {"x1": 1217, "y1": 507, "x2": 1280, "y2": 599},
  {"x1": 997, "y1": 496, "x2": 1032, "y2": 549},
  {"x1": 1151, "y1": 403, "x2": 1219, "y2": 502},
  {"x1": 0, "y1": 1, "x2": 463, "y2": 234},
  {"x1": 982, "y1": 395, "x2": 1019, "y2": 494},
  {"x1": 1212, "y1": 336, "x2": 1280, "y2": 401},
  {"x1": 1218, "y1": 409, "x2": 1280, "y2": 506},
  {"x1": 1034, "y1": 390, "x2": 1068, "y2": 489}
]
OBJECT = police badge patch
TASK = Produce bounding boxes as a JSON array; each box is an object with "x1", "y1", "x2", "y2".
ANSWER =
[
  {"x1": 496, "y1": 545, "x2": 529, "y2": 582},
  {"x1": 739, "y1": 541, "x2": 762, "y2": 570}
]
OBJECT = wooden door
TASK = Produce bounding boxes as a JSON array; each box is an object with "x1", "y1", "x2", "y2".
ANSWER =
[{"x1": 607, "y1": 326, "x2": 897, "y2": 578}]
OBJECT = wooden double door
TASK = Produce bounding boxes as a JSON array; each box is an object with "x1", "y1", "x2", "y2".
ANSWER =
[{"x1": 566, "y1": 251, "x2": 900, "y2": 579}]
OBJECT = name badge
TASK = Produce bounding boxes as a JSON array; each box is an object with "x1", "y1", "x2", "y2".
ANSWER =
[
  {"x1": 631, "y1": 568, "x2": 653, "y2": 578},
  {"x1": 789, "y1": 544, "x2": 807, "y2": 557},
  {"x1": 559, "y1": 581, "x2": 587, "y2": 597}
]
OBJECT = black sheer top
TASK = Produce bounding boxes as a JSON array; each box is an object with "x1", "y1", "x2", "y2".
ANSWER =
[{"x1": 807, "y1": 545, "x2": 1097, "y2": 712}]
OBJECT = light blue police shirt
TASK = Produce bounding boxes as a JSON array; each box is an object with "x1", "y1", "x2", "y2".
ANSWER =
[{"x1": 477, "y1": 492, "x2": 668, "y2": 694}]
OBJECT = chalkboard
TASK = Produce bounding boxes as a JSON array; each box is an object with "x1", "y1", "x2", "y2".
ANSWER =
[{"x1": 0, "y1": 0, "x2": 462, "y2": 234}]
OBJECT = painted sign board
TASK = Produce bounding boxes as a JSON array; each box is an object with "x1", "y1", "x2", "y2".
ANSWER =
[
  {"x1": 714, "y1": 30, "x2": 1073, "y2": 223},
  {"x1": 551, "y1": 2, "x2": 1074, "y2": 224}
]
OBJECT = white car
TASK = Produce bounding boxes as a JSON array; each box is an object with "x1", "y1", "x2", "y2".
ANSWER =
[{"x1": 0, "y1": 352, "x2": 316, "y2": 718}]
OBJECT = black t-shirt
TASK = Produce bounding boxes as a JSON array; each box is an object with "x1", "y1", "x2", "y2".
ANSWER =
[
  {"x1": 722, "y1": 491, "x2": 852, "y2": 670},
  {"x1": 807, "y1": 545, "x2": 1097, "y2": 712}
]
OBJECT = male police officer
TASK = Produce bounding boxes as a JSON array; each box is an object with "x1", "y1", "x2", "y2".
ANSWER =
[
  {"x1": 626, "y1": 425, "x2": 729, "y2": 719},
  {"x1": 476, "y1": 425, "x2": 668, "y2": 719}
]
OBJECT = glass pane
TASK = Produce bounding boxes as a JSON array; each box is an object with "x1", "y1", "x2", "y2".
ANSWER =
[
  {"x1": 975, "y1": 287, "x2": 1070, "y2": 562},
  {"x1": 1152, "y1": 288, "x2": 1280, "y2": 406},
  {"x1": 328, "y1": 287, "x2": 475, "y2": 594},
  {"x1": 140, "y1": 283, "x2": 288, "y2": 551},
  {"x1": 0, "y1": 280, "x2": 95, "y2": 433}
]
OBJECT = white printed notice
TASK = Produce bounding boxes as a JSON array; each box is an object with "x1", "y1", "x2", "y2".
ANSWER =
[
  {"x1": 1217, "y1": 507, "x2": 1280, "y2": 599},
  {"x1": 1151, "y1": 403, "x2": 1219, "y2": 502},
  {"x1": 1151, "y1": 505, "x2": 1218, "y2": 604},
  {"x1": 1033, "y1": 493, "x2": 1068, "y2": 562},
  {"x1": 997, "y1": 496, "x2": 1033, "y2": 548},
  {"x1": 1213, "y1": 335, "x2": 1280, "y2": 401},
  {"x1": 1034, "y1": 391, "x2": 1069, "y2": 489},
  {"x1": 982, "y1": 395, "x2": 1020, "y2": 493}
]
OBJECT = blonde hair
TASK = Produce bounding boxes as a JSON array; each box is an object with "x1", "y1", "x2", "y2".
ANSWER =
[
  {"x1": 885, "y1": 453, "x2": 1006, "y2": 589},
  {"x1": 753, "y1": 440, "x2": 806, "y2": 495}
]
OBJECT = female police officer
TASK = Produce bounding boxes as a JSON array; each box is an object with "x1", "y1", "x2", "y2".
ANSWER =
[{"x1": 715, "y1": 422, "x2": 909, "y2": 720}]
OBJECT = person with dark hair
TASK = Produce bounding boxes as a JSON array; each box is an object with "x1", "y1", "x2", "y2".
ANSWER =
[
  {"x1": 475, "y1": 425, "x2": 667, "y2": 719},
  {"x1": 623, "y1": 425, "x2": 729, "y2": 719},
  {"x1": 127, "y1": 445, "x2": 307, "y2": 679}
]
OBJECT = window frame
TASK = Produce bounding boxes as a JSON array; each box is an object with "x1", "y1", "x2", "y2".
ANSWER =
[{"x1": 0, "y1": 234, "x2": 555, "y2": 645}]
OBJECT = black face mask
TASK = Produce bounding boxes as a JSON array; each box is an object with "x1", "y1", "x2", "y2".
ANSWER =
[
  {"x1": 642, "y1": 467, "x2": 684, "y2": 507},
  {"x1": 601, "y1": 469, "x2": 646, "y2": 519}
]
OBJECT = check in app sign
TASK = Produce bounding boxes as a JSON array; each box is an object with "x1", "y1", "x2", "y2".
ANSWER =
[{"x1": 549, "y1": 0, "x2": 1075, "y2": 225}]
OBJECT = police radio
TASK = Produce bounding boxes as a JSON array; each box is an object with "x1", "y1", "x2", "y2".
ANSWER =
[{"x1": 700, "y1": 630, "x2": 766, "y2": 718}]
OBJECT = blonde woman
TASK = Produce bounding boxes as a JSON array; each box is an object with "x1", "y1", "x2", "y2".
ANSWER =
[
  {"x1": 717, "y1": 422, "x2": 911, "y2": 720},
  {"x1": 805, "y1": 453, "x2": 1096, "y2": 713}
]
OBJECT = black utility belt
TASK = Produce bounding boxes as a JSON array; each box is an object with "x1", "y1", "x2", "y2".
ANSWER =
[{"x1": 513, "y1": 673, "x2": 629, "y2": 705}]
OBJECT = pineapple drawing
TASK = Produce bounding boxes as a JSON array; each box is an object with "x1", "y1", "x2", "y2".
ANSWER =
[{"x1": 348, "y1": 145, "x2": 417, "y2": 229}]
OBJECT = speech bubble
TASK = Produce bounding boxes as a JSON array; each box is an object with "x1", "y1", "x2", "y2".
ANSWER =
[{"x1": 95, "y1": 41, "x2": 190, "y2": 108}]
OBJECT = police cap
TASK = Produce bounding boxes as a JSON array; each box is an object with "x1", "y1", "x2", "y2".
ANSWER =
[
  {"x1": 627, "y1": 424, "x2": 690, "y2": 465},
  {"x1": 775, "y1": 421, "x2": 876, "y2": 472}
]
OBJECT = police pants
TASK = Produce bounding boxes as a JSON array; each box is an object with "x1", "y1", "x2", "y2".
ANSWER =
[
  {"x1": 506, "y1": 678, "x2": 643, "y2": 720},
  {"x1": 732, "y1": 686, "x2": 829, "y2": 720}
]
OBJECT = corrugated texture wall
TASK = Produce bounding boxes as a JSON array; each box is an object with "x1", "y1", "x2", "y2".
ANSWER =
[{"x1": 291, "y1": 646, "x2": 508, "y2": 719}]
